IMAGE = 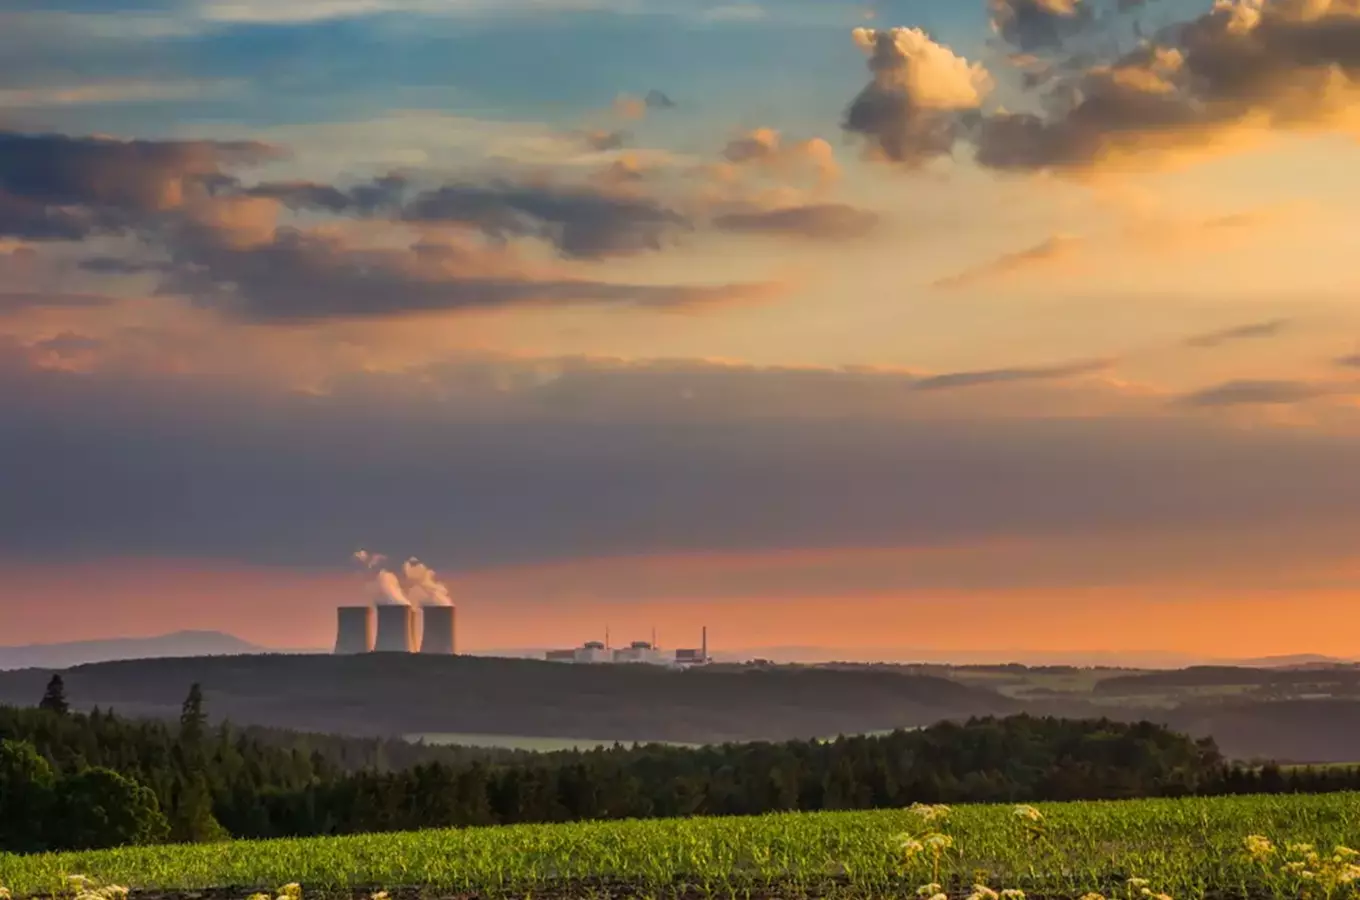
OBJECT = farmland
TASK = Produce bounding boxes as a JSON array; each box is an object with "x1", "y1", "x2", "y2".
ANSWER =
[{"x1": 5, "y1": 793, "x2": 1360, "y2": 900}]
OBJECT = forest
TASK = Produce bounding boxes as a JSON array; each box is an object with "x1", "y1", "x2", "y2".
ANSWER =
[{"x1": 6, "y1": 675, "x2": 1360, "y2": 854}]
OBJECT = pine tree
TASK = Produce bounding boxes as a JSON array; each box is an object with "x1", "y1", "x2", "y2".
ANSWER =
[
  {"x1": 38, "y1": 675, "x2": 69, "y2": 716},
  {"x1": 168, "y1": 772, "x2": 229, "y2": 844},
  {"x1": 180, "y1": 683, "x2": 206, "y2": 748}
]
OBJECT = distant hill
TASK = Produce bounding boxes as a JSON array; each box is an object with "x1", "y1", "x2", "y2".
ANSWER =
[
  {"x1": 1092, "y1": 666, "x2": 1360, "y2": 696},
  {"x1": 0, "y1": 630, "x2": 270, "y2": 671},
  {"x1": 0, "y1": 653, "x2": 1017, "y2": 744},
  {"x1": 1161, "y1": 700, "x2": 1360, "y2": 764},
  {"x1": 1222, "y1": 654, "x2": 1356, "y2": 669}
]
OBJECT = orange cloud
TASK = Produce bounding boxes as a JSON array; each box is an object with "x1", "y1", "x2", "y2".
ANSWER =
[{"x1": 932, "y1": 234, "x2": 1082, "y2": 290}]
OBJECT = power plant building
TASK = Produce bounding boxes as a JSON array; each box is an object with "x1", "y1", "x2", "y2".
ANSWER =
[
  {"x1": 334, "y1": 606, "x2": 373, "y2": 654},
  {"x1": 373, "y1": 605, "x2": 417, "y2": 653},
  {"x1": 546, "y1": 630, "x2": 710, "y2": 666},
  {"x1": 613, "y1": 640, "x2": 668, "y2": 665},
  {"x1": 419, "y1": 606, "x2": 457, "y2": 655}
]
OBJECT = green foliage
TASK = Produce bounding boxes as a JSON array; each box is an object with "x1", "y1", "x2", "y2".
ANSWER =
[
  {"x1": 52, "y1": 767, "x2": 170, "y2": 851},
  {"x1": 0, "y1": 739, "x2": 57, "y2": 853},
  {"x1": 6, "y1": 793, "x2": 1360, "y2": 899},
  {"x1": 8, "y1": 695, "x2": 1360, "y2": 855},
  {"x1": 167, "y1": 774, "x2": 228, "y2": 845}
]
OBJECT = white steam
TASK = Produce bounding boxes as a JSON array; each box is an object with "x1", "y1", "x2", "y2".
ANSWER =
[
  {"x1": 354, "y1": 548, "x2": 453, "y2": 607},
  {"x1": 402, "y1": 557, "x2": 454, "y2": 607},
  {"x1": 373, "y1": 569, "x2": 410, "y2": 606},
  {"x1": 353, "y1": 548, "x2": 387, "y2": 569}
]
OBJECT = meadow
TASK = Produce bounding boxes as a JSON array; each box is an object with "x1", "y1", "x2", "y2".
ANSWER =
[{"x1": 6, "y1": 793, "x2": 1360, "y2": 900}]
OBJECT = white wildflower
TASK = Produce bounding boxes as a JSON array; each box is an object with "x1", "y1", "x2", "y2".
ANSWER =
[
  {"x1": 971, "y1": 886, "x2": 999, "y2": 900},
  {"x1": 909, "y1": 802, "x2": 952, "y2": 823},
  {"x1": 923, "y1": 832, "x2": 954, "y2": 851},
  {"x1": 897, "y1": 833, "x2": 926, "y2": 856}
]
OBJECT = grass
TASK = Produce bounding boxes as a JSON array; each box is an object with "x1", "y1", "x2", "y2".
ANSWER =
[{"x1": 5, "y1": 793, "x2": 1360, "y2": 899}]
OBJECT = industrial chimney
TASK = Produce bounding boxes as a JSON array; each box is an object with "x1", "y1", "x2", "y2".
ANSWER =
[
  {"x1": 419, "y1": 606, "x2": 456, "y2": 654},
  {"x1": 334, "y1": 606, "x2": 373, "y2": 655},
  {"x1": 374, "y1": 605, "x2": 416, "y2": 653}
]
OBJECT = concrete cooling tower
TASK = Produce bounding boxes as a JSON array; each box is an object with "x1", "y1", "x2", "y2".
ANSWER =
[
  {"x1": 419, "y1": 606, "x2": 457, "y2": 655},
  {"x1": 334, "y1": 606, "x2": 373, "y2": 655},
  {"x1": 374, "y1": 605, "x2": 416, "y2": 653}
]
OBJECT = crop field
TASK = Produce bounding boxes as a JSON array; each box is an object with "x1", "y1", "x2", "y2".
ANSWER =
[{"x1": 5, "y1": 793, "x2": 1360, "y2": 900}]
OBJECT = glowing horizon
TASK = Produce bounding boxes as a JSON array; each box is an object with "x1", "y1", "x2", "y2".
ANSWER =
[{"x1": 2, "y1": 0, "x2": 1360, "y2": 660}]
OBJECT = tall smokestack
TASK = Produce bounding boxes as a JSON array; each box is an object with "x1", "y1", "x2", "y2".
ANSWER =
[
  {"x1": 702, "y1": 626, "x2": 707, "y2": 662},
  {"x1": 334, "y1": 607, "x2": 373, "y2": 655},
  {"x1": 374, "y1": 605, "x2": 416, "y2": 653},
  {"x1": 419, "y1": 606, "x2": 456, "y2": 655}
]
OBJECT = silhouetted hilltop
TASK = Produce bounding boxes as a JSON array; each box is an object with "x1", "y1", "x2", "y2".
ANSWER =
[
  {"x1": 0, "y1": 631, "x2": 268, "y2": 671},
  {"x1": 0, "y1": 653, "x2": 1017, "y2": 744}
]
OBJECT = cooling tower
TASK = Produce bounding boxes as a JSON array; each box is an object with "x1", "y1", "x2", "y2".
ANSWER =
[
  {"x1": 419, "y1": 606, "x2": 457, "y2": 655},
  {"x1": 334, "y1": 606, "x2": 373, "y2": 655},
  {"x1": 374, "y1": 604, "x2": 416, "y2": 653}
]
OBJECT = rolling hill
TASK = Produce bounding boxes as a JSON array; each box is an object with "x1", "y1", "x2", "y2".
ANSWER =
[{"x1": 0, "y1": 653, "x2": 1018, "y2": 744}]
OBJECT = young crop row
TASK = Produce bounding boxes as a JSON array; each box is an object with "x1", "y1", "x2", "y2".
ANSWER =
[{"x1": 5, "y1": 793, "x2": 1360, "y2": 899}]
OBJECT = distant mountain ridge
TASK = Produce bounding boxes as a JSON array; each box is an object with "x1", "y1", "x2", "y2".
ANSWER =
[{"x1": 0, "y1": 631, "x2": 272, "y2": 671}]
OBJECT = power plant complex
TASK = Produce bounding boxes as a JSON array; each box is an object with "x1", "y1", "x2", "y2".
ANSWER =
[
  {"x1": 336, "y1": 550, "x2": 709, "y2": 665},
  {"x1": 334, "y1": 603, "x2": 458, "y2": 655},
  {"x1": 546, "y1": 627, "x2": 710, "y2": 667}
]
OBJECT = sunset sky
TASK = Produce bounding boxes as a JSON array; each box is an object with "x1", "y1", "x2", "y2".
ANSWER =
[{"x1": 3, "y1": 0, "x2": 1360, "y2": 664}]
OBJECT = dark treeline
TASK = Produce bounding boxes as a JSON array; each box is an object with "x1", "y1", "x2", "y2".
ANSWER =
[{"x1": 5, "y1": 677, "x2": 1360, "y2": 854}]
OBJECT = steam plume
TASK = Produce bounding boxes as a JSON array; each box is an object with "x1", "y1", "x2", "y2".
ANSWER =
[
  {"x1": 402, "y1": 557, "x2": 454, "y2": 607},
  {"x1": 373, "y1": 569, "x2": 410, "y2": 606},
  {"x1": 353, "y1": 548, "x2": 451, "y2": 607},
  {"x1": 353, "y1": 548, "x2": 387, "y2": 569}
]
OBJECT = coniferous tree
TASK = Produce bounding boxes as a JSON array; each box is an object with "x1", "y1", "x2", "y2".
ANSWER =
[
  {"x1": 39, "y1": 674, "x2": 70, "y2": 716},
  {"x1": 180, "y1": 683, "x2": 207, "y2": 747},
  {"x1": 168, "y1": 772, "x2": 229, "y2": 844},
  {"x1": 170, "y1": 682, "x2": 228, "y2": 842}
]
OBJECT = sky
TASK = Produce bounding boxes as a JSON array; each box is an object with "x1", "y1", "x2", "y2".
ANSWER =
[{"x1": 3, "y1": 0, "x2": 1360, "y2": 664}]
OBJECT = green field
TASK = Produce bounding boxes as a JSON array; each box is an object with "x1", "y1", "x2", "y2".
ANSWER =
[{"x1": 6, "y1": 793, "x2": 1360, "y2": 899}]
